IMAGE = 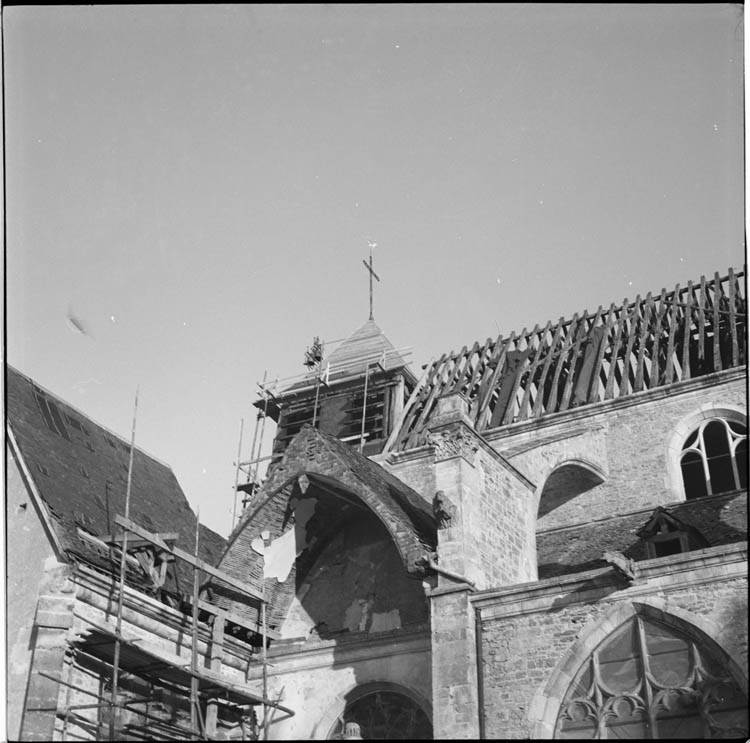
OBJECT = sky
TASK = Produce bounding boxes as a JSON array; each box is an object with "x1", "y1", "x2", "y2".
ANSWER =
[{"x1": 4, "y1": 4, "x2": 745, "y2": 537}]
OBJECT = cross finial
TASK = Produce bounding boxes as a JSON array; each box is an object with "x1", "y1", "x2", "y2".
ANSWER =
[{"x1": 362, "y1": 240, "x2": 380, "y2": 321}]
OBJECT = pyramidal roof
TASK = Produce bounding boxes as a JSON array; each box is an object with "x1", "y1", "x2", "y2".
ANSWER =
[{"x1": 324, "y1": 318, "x2": 412, "y2": 380}]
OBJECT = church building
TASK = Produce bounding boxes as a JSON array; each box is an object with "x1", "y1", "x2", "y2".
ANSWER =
[{"x1": 5, "y1": 265, "x2": 748, "y2": 740}]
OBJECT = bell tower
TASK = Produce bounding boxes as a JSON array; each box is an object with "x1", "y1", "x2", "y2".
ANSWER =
[{"x1": 259, "y1": 318, "x2": 416, "y2": 458}]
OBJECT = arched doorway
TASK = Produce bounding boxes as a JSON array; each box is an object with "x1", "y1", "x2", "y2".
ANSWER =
[{"x1": 328, "y1": 683, "x2": 433, "y2": 740}]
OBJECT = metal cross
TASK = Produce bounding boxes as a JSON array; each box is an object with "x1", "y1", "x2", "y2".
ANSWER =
[{"x1": 362, "y1": 241, "x2": 380, "y2": 321}]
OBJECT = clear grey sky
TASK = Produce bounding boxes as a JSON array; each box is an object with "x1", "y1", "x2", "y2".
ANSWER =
[{"x1": 5, "y1": 4, "x2": 745, "y2": 536}]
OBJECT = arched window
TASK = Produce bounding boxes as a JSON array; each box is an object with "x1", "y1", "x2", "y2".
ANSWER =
[
  {"x1": 555, "y1": 616, "x2": 748, "y2": 739},
  {"x1": 329, "y1": 688, "x2": 432, "y2": 740},
  {"x1": 680, "y1": 419, "x2": 747, "y2": 500}
]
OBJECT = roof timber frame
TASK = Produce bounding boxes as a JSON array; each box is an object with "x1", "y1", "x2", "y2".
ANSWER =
[{"x1": 387, "y1": 267, "x2": 746, "y2": 452}]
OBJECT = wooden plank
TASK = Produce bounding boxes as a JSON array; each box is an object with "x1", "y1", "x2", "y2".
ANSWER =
[
  {"x1": 499, "y1": 328, "x2": 530, "y2": 426},
  {"x1": 403, "y1": 354, "x2": 451, "y2": 448},
  {"x1": 681, "y1": 281, "x2": 693, "y2": 381},
  {"x1": 189, "y1": 598, "x2": 280, "y2": 641},
  {"x1": 560, "y1": 310, "x2": 593, "y2": 411},
  {"x1": 727, "y1": 268, "x2": 738, "y2": 366},
  {"x1": 619, "y1": 295, "x2": 641, "y2": 397},
  {"x1": 588, "y1": 304, "x2": 616, "y2": 404},
  {"x1": 400, "y1": 356, "x2": 445, "y2": 450},
  {"x1": 604, "y1": 300, "x2": 628, "y2": 399},
  {"x1": 518, "y1": 322, "x2": 550, "y2": 420},
  {"x1": 697, "y1": 275, "x2": 707, "y2": 363},
  {"x1": 649, "y1": 288, "x2": 668, "y2": 388},
  {"x1": 634, "y1": 294, "x2": 652, "y2": 392},
  {"x1": 115, "y1": 515, "x2": 264, "y2": 604},
  {"x1": 547, "y1": 315, "x2": 578, "y2": 414},
  {"x1": 470, "y1": 337, "x2": 506, "y2": 425},
  {"x1": 664, "y1": 284, "x2": 681, "y2": 384},
  {"x1": 382, "y1": 360, "x2": 433, "y2": 453},
  {"x1": 476, "y1": 333, "x2": 514, "y2": 430},
  {"x1": 464, "y1": 340, "x2": 492, "y2": 402},
  {"x1": 713, "y1": 271, "x2": 722, "y2": 372},
  {"x1": 532, "y1": 320, "x2": 565, "y2": 417}
]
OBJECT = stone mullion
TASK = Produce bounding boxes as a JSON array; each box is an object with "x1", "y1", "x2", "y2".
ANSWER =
[
  {"x1": 689, "y1": 643, "x2": 715, "y2": 738},
  {"x1": 590, "y1": 654, "x2": 611, "y2": 739},
  {"x1": 727, "y1": 424, "x2": 745, "y2": 490},
  {"x1": 635, "y1": 617, "x2": 656, "y2": 740}
]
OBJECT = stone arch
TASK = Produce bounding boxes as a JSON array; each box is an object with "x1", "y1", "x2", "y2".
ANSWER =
[
  {"x1": 535, "y1": 458, "x2": 606, "y2": 526},
  {"x1": 665, "y1": 404, "x2": 747, "y2": 501},
  {"x1": 529, "y1": 596, "x2": 748, "y2": 738},
  {"x1": 316, "y1": 680, "x2": 433, "y2": 740}
]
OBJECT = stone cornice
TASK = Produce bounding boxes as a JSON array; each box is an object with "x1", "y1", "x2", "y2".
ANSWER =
[
  {"x1": 472, "y1": 541, "x2": 748, "y2": 621},
  {"x1": 262, "y1": 627, "x2": 431, "y2": 677}
]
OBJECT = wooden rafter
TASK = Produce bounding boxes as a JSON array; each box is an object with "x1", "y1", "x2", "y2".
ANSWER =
[{"x1": 384, "y1": 267, "x2": 747, "y2": 453}]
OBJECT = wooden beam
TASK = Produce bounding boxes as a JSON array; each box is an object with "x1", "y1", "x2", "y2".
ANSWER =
[
  {"x1": 191, "y1": 599, "x2": 281, "y2": 641},
  {"x1": 681, "y1": 281, "x2": 693, "y2": 381},
  {"x1": 114, "y1": 515, "x2": 264, "y2": 604},
  {"x1": 633, "y1": 295, "x2": 652, "y2": 392},
  {"x1": 649, "y1": 288, "x2": 667, "y2": 389},
  {"x1": 713, "y1": 271, "x2": 722, "y2": 372},
  {"x1": 619, "y1": 295, "x2": 641, "y2": 398},
  {"x1": 664, "y1": 284, "x2": 681, "y2": 384},
  {"x1": 532, "y1": 321, "x2": 564, "y2": 416},
  {"x1": 588, "y1": 304, "x2": 616, "y2": 404},
  {"x1": 604, "y1": 301, "x2": 627, "y2": 400},
  {"x1": 728, "y1": 269, "x2": 738, "y2": 367}
]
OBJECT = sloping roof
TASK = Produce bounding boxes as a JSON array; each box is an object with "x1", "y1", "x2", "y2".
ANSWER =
[
  {"x1": 324, "y1": 319, "x2": 412, "y2": 379},
  {"x1": 536, "y1": 491, "x2": 747, "y2": 579},
  {"x1": 5, "y1": 366, "x2": 226, "y2": 592},
  {"x1": 388, "y1": 267, "x2": 747, "y2": 451},
  {"x1": 270, "y1": 319, "x2": 416, "y2": 401}
]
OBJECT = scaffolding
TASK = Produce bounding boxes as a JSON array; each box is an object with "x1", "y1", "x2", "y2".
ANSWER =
[{"x1": 50, "y1": 391, "x2": 293, "y2": 741}]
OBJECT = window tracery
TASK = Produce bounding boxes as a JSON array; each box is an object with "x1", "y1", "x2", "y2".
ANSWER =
[
  {"x1": 556, "y1": 616, "x2": 747, "y2": 739},
  {"x1": 680, "y1": 418, "x2": 747, "y2": 500}
]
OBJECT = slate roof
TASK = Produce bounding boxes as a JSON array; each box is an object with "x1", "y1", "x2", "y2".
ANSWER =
[
  {"x1": 6, "y1": 365, "x2": 226, "y2": 594},
  {"x1": 536, "y1": 491, "x2": 747, "y2": 579}
]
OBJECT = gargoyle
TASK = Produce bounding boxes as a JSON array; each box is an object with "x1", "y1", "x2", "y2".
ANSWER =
[
  {"x1": 432, "y1": 490, "x2": 456, "y2": 529},
  {"x1": 602, "y1": 550, "x2": 637, "y2": 582}
]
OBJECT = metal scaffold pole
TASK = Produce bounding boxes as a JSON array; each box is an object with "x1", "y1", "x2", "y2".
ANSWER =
[
  {"x1": 190, "y1": 510, "x2": 205, "y2": 740},
  {"x1": 231, "y1": 418, "x2": 245, "y2": 531},
  {"x1": 108, "y1": 387, "x2": 139, "y2": 741}
]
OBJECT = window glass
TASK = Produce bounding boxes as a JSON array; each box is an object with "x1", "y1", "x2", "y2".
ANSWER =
[
  {"x1": 556, "y1": 617, "x2": 748, "y2": 739},
  {"x1": 680, "y1": 418, "x2": 746, "y2": 498},
  {"x1": 598, "y1": 621, "x2": 641, "y2": 692},
  {"x1": 735, "y1": 439, "x2": 747, "y2": 489},
  {"x1": 680, "y1": 451, "x2": 708, "y2": 500}
]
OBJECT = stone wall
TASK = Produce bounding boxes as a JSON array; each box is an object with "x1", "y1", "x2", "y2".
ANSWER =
[
  {"x1": 474, "y1": 543, "x2": 748, "y2": 739},
  {"x1": 489, "y1": 370, "x2": 746, "y2": 529},
  {"x1": 262, "y1": 629, "x2": 432, "y2": 740},
  {"x1": 5, "y1": 451, "x2": 60, "y2": 741}
]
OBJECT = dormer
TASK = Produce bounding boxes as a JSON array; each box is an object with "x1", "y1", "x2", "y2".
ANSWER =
[
  {"x1": 636, "y1": 506, "x2": 709, "y2": 559},
  {"x1": 258, "y1": 319, "x2": 417, "y2": 458}
]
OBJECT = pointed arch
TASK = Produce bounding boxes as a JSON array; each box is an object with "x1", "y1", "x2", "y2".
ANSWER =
[{"x1": 530, "y1": 597, "x2": 748, "y2": 738}]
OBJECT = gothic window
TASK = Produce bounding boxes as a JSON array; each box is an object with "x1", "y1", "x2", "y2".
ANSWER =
[
  {"x1": 555, "y1": 616, "x2": 748, "y2": 739},
  {"x1": 332, "y1": 690, "x2": 432, "y2": 740},
  {"x1": 680, "y1": 419, "x2": 747, "y2": 500}
]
